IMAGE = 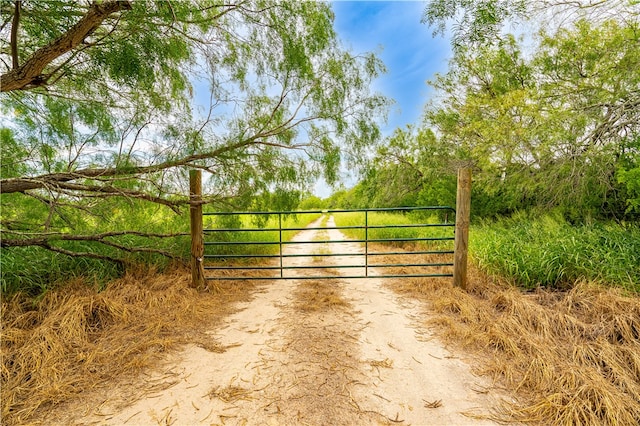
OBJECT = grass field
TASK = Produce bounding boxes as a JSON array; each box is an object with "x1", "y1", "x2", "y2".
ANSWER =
[
  {"x1": 331, "y1": 211, "x2": 454, "y2": 249},
  {"x1": 471, "y1": 214, "x2": 640, "y2": 292},
  {"x1": 333, "y1": 210, "x2": 639, "y2": 292}
]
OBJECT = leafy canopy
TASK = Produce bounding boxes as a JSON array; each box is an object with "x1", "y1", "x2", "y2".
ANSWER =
[
  {"x1": 0, "y1": 1, "x2": 387, "y2": 265},
  {"x1": 423, "y1": 16, "x2": 640, "y2": 219}
]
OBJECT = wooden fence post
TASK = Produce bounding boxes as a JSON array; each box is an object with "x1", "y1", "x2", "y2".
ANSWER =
[
  {"x1": 189, "y1": 170, "x2": 205, "y2": 290},
  {"x1": 453, "y1": 168, "x2": 471, "y2": 290}
]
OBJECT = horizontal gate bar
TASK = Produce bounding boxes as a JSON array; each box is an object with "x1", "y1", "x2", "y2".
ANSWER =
[
  {"x1": 204, "y1": 253, "x2": 363, "y2": 259},
  {"x1": 271, "y1": 252, "x2": 364, "y2": 258},
  {"x1": 205, "y1": 264, "x2": 365, "y2": 270},
  {"x1": 203, "y1": 206, "x2": 455, "y2": 216},
  {"x1": 204, "y1": 262, "x2": 452, "y2": 270},
  {"x1": 203, "y1": 223, "x2": 454, "y2": 232},
  {"x1": 204, "y1": 250, "x2": 455, "y2": 259},
  {"x1": 204, "y1": 237, "x2": 454, "y2": 246},
  {"x1": 204, "y1": 254, "x2": 281, "y2": 259},
  {"x1": 368, "y1": 263, "x2": 453, "y2": 268},
  {"x1": 367, "y1": 250, "x2": 454, "y2": 256},
  {"x1": 206, "y1": 273, "x2": 454, "y2": 280}
]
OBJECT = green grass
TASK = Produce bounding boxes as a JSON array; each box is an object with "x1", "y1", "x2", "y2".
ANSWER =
[
  {"x1": 203, "y1": 212, "x2": 321, "y2": 258},
  {"x1": 471, "y1": 213, "x2": 640, "y2": 292},
  {"x1": 1, "y1": 197, "x2": 193, "y2": 296},
  {"x1": 331, "y1": 211, "x2": 454, "y2": 249},
  {"x1": 331, "y1": 210, "x2": 639, "y2": 292}
]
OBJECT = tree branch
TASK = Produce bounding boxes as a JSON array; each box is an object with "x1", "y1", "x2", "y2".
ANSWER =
[
  {"x1": 10, "y1": 0, "x2": 21, "y2": 69},
  {"x1": 42, "y1": 242, "x2": 126, "y2": 264},
  {"x1": 0, "y1": 135, "x2": 301, "y2": 194},
  {"x1": 2, "y1": 229, "x2": 188, "y2": 243},
  {"x1": 44, "y1": 181, "x2": 186, "y2": 213},
  {"x1": 1, "y1": 0, "x2": 132, "y2": 92},
  {"x1": 2, "y1": 229, "x2": 188, "y2": 265}
]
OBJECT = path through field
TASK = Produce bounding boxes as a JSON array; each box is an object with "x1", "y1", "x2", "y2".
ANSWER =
[{"x1": 73, "y1": 217, "x2": 504, "y2": 425}]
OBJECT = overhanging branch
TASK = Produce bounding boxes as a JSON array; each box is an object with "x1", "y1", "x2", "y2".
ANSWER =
[
  {"x1": 1, "y1": 230, "x2": 189, "y2": 247},
  {"x1": 0, "y1": 136, "x2": 309, "y2": 195},
  {"x1": 1, "y1": 229, "x2": 190, "y2": 265},
  {"x1": 1, "y1": 0, "x2": 132, "y2": 92}
]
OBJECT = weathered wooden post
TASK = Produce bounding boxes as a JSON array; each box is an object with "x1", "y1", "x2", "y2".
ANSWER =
[
  {"x1": 453, "y1": 168, "x2": 471, "y2": 290},
  {"x1": 189, "y1": 169, "x2": 205, "y2": 290}
]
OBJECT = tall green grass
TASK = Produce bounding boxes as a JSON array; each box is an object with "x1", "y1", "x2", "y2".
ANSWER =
[
  {"x1": 471, "y1": 214, "x2": 640, "y2": 292},
  {"x1": 1, "y1": 197, "x2": 192, "y2": 296},
  {"x1": 331, "y1": 210, "x2": 639, "y2": 292}
]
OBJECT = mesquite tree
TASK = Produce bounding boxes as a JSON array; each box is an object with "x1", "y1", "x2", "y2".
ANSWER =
[
  {"x1": 0, "y1": 1, "x2": 387, "y2": 267},
  {"x1": 420, "y1": 0, "x2": 640, "y2": 219}
]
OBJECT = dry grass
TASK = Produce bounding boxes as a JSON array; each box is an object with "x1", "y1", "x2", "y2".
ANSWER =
[
  {"x1": 0, "y1": 265, "x2": 257, "y2": 426},
  {"x1": 294, "y1": 280, "x2": 350, "y2": 312},
  {"x1": 387, "y1": 256, "x2": 640, "y2": 425},
  {"x1": 208, "y1": 385, "x2": 252, "y2": 403},
  {"x1": 283, "y1": 276, "x2": 395, "y2": 425},
  {"x1": 369, "y1": 358, "x2": 393, "y2": 368}
]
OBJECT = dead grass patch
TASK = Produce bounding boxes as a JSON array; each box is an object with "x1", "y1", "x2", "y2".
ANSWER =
[
  {"x1": 207, "y1": 385, "x2": 252, "y2": 403},
  {"x1": 369, "y1": 358, "x2": 393, "y2": 368},
  {"x1": 0, "y1": 266, "x2": 258, "y2": 426},
  {"x1": 385, "y1": 254, "x2": 640, "y2": 425},
  {"x1": 294, "y1": 280, "x2": 350, "y2": 312}
]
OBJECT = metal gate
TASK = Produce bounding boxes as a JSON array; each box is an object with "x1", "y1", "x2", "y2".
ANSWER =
[
  {"x1": 189, "y1": 168, "x2": 471, "y2": 289},
  {"x1": 202, "y1": 206, "x2": 456, "y2": 281}
]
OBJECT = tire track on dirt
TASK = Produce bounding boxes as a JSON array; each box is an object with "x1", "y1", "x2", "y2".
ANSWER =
[
  {"x1": 197, "y1": 219, "x2": 385, "y2": 424},
  {"x1": 319, "y1": 215, "x2": 502, "y2": 426}
]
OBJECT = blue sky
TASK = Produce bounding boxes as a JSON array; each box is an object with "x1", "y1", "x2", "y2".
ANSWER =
[
  {"x1": 331, "y1": 1, "x2": 452, "y2": 134},
  {"x1": 190, "y1": 1, "x2": 453, "y2": 197},
  {"x1": 311, "y1": 1, "x2": 452, "y2": 196}
]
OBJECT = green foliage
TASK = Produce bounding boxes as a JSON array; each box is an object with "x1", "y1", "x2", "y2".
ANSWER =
[
  {"x1": 342, "y1": 126, "x2": 458, "y2": 212},
  {"x1": 0, "y1": 128, "x2": 28, "y2": 179},
  {"x1": 471, "y1": 213, "x2": 640, "y2": 292},
  {"x1": 424, "y1": 18, "x2": 640, "y2": 220},
  {"x1": 616, "y1": 136, "x2": 640, "y2": 213},
  {"x1": 0, "y1": 195, "x2": 191, "y2": 295},
  {"x1": 1, "y1": 0, "x2": 388, "y2": 293},
  {"x1": 422, "y1": 0, "x2": 528, "y2": 51},
  {"x1": 2, "y1": 0, "x2": 386, "y2": 195},
  {"x1": 298, "y1": 195, "x2": 327, "y2": 210},
  {"x1": 617, "y1": 166, "x2": 640, "y2": 213},
  {"x1": 422, "y1": 0, "x2": 639, "y2": 53}
]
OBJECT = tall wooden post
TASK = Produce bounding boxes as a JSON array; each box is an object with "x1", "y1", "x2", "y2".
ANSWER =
[
  {"x1": 453, "y1": 168, "x2": 471, "y2": 290},
  {"x1": 189, "y1": 170, "x2": 205, "y2": 290}
]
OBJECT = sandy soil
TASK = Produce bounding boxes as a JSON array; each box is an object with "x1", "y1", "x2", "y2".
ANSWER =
[{"x1": 59, "y1": 216, "x2": 507, "y2": 425}]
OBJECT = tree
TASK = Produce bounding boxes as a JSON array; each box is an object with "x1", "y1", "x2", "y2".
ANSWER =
[
  {"x1": 357, "y1": 126, "x2": 458, "y2": 209},
  {"x1": 0, "y1": 1, "x2": 387, "y2": 265},
  {"x1": 424, "y1": 18, "x2": 640, "y2": 219},
  {"x1": 422, "y1": 0, "x2": 639, "y2": 52}
]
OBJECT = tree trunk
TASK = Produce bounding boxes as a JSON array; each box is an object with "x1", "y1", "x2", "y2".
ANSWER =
[{"x1": 1, "y1": 0, "x2": 132, "y2": 92}]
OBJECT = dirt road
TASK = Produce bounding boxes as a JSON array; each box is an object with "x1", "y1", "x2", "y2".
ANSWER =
[{"x1": 74, "y1": 216, "x2": 504, "y2": 425}]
